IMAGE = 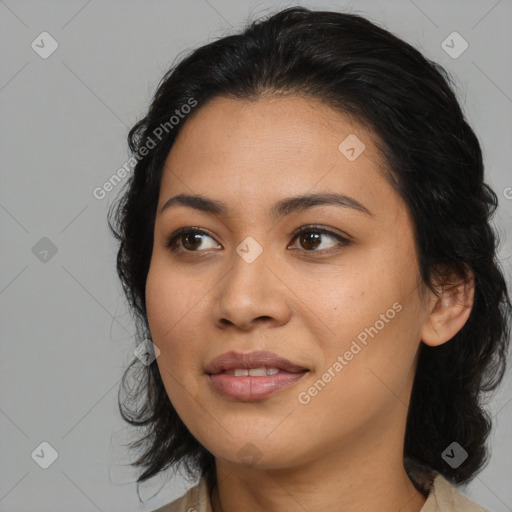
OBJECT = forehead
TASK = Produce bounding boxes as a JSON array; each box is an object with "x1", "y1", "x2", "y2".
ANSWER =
[
  {"x1": 166, "y1": 94, "x2": 380, "y2": 163},
  {"x1": 157, "y1": 95, "x2": 405, "y2": 226}
]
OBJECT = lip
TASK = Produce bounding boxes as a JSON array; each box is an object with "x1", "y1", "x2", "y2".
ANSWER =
[
  {"x1": 205, "y1": 350, "x2": 308, "y2": 374},
  {"x1": 205, "y1": 350, "x2": 309, "y2": 401}
]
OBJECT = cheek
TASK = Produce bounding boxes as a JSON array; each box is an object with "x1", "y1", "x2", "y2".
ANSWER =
[
  {"x1": 145, "y1": 260, "x2": 211, "y2": 384},
  {"x1": 308, "y1": 263, "x2": 402, "y2": 340},
  {"x1": 298, "y1": 300, "x2": 422, "y2": 436},
  {"x1": 145, "y1": 266, "x2": 171, "y2": 342},
  {"x1": 145, "y1": 264, "x2": 206, "y2": 411},
  {"x1": 146, "y1": 260, "x2": 200, "y2": 341},
  {"x1": 310, "y1": 253, "x2": 423, "y2": 383}
]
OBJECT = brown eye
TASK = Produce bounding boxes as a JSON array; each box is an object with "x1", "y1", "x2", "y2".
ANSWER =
[
  {"x1": 181, "y1": 232, "x2": 204, "y2": 251},
  {"x1": 165, "y1": 228, "x2": 219, "y2": 252},
  {"x1": 299, "y1": 231, "x2": 322, "y2": 250},
  {"x1": 290, "y1": 226, "x2": 350, "y2": 252}
]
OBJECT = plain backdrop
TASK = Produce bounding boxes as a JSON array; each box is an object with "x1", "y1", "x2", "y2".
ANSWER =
[{"x1": 1, "y1": 1, "x2": 511, "y2": 511}]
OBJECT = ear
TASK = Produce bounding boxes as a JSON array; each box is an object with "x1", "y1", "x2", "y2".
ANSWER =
[{"x1": 421, "y1": 267, "x2": 475, "y2": 347}]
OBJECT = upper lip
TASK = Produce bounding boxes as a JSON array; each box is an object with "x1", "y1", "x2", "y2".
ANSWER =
[{"x1": 205, "y1": 350, "x2": 309, "y2": 374}]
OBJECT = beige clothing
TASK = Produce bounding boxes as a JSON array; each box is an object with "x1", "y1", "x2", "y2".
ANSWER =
[{"x1": 151, "y1": 472, "x2": 488, "y2": 512}]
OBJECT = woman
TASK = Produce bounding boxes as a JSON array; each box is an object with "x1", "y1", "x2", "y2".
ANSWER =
[{"x1": 108, "y1": 7, "x2": 511, "y2": 512}]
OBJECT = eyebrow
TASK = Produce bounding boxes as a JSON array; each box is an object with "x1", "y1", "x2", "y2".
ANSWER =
[{"x1": 159, "y1": 192, "x2": 373, "y2": 220}]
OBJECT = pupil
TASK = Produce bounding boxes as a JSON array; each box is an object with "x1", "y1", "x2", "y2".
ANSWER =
[
  {"x1": 184, "y1": 233, "x2": 202, "y2": 250},
  {"x1": 302, "y1": 232, "x2": 320, "y2": 250}
]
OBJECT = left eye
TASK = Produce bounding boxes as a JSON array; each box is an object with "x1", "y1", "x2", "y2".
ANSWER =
[{"x1": 289, "y1": 226, "x2": 350, "y2": 252}]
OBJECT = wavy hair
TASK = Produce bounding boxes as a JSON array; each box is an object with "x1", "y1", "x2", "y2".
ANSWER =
[{"x1": 108, "y1": 6, "x2": 511, "y2": 498}]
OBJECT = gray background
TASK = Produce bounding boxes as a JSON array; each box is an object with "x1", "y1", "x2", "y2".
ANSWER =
[{"x1": 1, "y1": 0, "x2": 511, "y2": 511}]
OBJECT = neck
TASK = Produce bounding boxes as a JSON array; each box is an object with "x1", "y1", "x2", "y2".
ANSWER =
[{"x1": 212, "y1": 462, "x2": 426, "y2": 512}]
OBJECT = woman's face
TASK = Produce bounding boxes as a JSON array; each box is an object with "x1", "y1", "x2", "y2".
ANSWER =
[{"x1": 145, "y1": 95, "x2": 432, "y2": 470}]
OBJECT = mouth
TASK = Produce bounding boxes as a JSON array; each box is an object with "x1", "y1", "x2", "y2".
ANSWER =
[{"x1": 205, "y1": 351, "x2": 310, "y2": 401}]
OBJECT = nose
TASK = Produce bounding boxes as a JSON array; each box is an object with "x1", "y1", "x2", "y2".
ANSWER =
[{"x1": 211, "y1": 242, "x2": 292, "y2": 331}]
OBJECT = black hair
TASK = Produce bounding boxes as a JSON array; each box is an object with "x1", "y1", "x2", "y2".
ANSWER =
[{"x1": 108, "y1": 6, "x2": 511, "y2": 499}]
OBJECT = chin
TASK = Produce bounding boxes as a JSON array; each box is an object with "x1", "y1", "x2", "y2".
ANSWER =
[{"x1": 200, "y1": 432, "x2": 305, "y2": 470}]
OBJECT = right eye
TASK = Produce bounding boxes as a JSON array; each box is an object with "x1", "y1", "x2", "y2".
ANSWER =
[{"x1": 165, "y1": 227, "x2": 220, "y2": 253}]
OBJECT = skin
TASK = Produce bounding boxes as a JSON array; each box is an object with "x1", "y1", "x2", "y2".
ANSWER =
[{"x1": 145, "y1": 95, "x2": 474, "y2": 512}]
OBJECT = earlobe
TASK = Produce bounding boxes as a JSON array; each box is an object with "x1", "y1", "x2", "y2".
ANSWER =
[{"x1": 421, "y1": 269, "x2": 475, "y2": 347}]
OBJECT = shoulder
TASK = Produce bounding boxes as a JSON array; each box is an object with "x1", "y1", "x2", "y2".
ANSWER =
[
  {"x1": 421, "y1": 473, "x2": 489, "y2": 512},
  {"x1": 150, "y1": 477, "x2": 212, "y2": 512}
]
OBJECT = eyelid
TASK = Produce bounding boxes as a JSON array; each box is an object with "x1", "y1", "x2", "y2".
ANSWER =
[{"x1": 290, "y1": 224, "x2": 353, "y2": 242}]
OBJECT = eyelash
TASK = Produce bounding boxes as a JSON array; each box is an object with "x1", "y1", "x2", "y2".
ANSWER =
[{"x1": 164, "y1": 225, "x2": 351, "y2": 255}]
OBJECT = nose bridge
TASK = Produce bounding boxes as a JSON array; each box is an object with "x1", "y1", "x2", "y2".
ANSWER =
[
  {"x1": 213, "y1": 234, "x2": 289, "y2": 328},
  {"x1": 227, "y1": 234, "x2": 272, "y2": 301}
]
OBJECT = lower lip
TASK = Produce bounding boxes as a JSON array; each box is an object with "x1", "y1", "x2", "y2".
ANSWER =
[{"x1": 208, "y1": 371, "x2": 308, "y2": 401}]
